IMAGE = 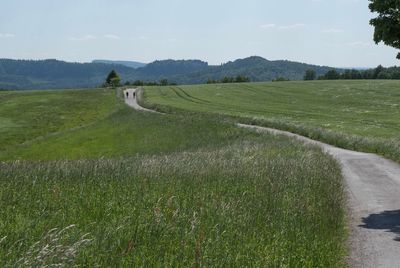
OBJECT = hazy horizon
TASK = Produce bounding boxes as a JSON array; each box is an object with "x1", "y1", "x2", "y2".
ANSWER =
[{"x1": 1, "y1": 0, "x2": 399, "y2": 68}]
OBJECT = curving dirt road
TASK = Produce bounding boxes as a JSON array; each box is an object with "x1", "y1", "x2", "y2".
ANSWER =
[
  {"x1": 238, "y1": 124, "x2": 400, "y2": 268},
  {"x1": 125, "y1": 89, "x2": 400, "y2": 267}
]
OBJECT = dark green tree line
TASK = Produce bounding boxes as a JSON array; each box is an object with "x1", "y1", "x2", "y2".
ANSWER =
[
  {"x1": 206, "y1": 75, "x2": 250, "y2": 84},
  {"x1": 317, "y1": 66, "x2": 400, "y2": 80}
]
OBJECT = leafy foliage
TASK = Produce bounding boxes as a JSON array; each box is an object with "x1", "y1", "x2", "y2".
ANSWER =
[
  {"x1": 369, "y1": 0, "x2": 400, "y2": 59},
  {"x1": 303, "y1": 69, "x2": 316, "y2": 80},
  {"x1": 105, "y1": 70, "x2": 121, "y2": 87}
]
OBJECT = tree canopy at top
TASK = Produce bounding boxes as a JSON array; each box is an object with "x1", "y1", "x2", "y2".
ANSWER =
[{"x1": 369, "y1": 0, "x2": 400, "y2": 59}]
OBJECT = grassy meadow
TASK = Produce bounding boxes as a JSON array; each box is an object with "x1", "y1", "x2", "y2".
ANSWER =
[
  {"x1": 0, "y1": 88, "x2": 347, "y2": 266},
  {"x1": 143, "y1": 80, "x2": 400, "y2": 162},
  {"x1": 0, "y1": 89, "x2": 117, "y2": 150},
  {"x1": 0, "y1": 89, "x2": 239, "y2": 160}
]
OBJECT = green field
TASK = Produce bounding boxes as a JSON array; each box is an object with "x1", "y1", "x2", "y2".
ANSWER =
[
  {"x1": 0, "y1": 88, "x2": 346, "y2": 267},
  {"x1": 143, "y1": 80, "x2": 400, "y2": 162},
  {"x1": 0, "y1": 89, "x2": 241, "y2": 160},
  {"x1": 0, "y1": 89, "x2": 116, "y2": 150}
]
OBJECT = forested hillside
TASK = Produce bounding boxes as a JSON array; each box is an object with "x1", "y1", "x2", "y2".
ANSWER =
[
  {"x1": 0, "y1": 59, "x2": 134, "y2": 89},
  {"x1": 0, "y1": 57, "x2": 343, "y2": 89},
  {"x1": 92, "y1": 60, "x2": 146, "y2": 69}
]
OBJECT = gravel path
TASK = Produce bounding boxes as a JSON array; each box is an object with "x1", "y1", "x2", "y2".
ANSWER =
[
  {"x1": 238, "y1": 124, "x2": 400, "y2": 268},
  {"x1": 123, "y1": 88, "x2": 163, "y2": 114},
  {"x1": 123, "y1": 89, "x2": 400, "y2": 267}
]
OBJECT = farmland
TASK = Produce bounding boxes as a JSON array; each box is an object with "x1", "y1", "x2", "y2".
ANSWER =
[
  {"x1": 0, "y1": 88, "x2": 346, "y2": 267},
  {"x1": 143, "y1": 80, "x2": 400, "y2": 162}
]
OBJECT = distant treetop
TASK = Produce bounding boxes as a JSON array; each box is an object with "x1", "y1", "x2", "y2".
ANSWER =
[{"x1": 105, "y1": 70, "x2": 121, "y2": 88}]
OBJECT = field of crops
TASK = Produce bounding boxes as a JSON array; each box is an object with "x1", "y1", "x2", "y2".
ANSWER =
[
  {"x1": 143, "y1": 80, "x2": 400, "y2": 162},
  {"x1": 0, "y1": 88, "x2": 346, "y2": 266}
]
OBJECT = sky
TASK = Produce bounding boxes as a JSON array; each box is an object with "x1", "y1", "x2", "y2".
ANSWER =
[{"x1": 0, "y1": 0, "x2": 398, "y2": 67}]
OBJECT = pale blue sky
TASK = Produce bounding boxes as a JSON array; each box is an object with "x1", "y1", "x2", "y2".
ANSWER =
[{"x1": 0, "y1": 0, "x2": 398, "y2": 67}]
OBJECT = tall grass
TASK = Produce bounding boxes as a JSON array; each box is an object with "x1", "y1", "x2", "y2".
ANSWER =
[{"x1": 0, "y1": 138, "x2": 346, "y2": 267}]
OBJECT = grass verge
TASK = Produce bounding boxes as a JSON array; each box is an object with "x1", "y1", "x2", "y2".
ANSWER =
[{"x1": 142, "y1": 81, "x2": 400, "y2": 162}]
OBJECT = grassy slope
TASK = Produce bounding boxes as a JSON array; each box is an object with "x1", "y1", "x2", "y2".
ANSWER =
[
  {"x1": 0, "y1": 92, "x2": 242, "y2": 161},
  {"x1": 143, "y1": 80, "x2": 400, "y2": 161},
  {"x1": 0, "y1": 89, "x2": 346, "y2": 267},
  {"x1": 0, "y1": 89, "x2": 116, "y2": 151}
]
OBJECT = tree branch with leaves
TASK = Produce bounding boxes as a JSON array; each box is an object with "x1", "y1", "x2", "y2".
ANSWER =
[{"x1": 369, "y1": 0, "x2": 400, "y2": 59}]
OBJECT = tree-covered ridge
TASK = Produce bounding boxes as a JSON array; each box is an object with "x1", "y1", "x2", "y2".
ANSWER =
[
  {"x1": 0, "y1": 57, "x2": 337, "y2": 89},
  {"x1": 0, "y1": 59, "x2": 134, "y2": 90},
  {"x1": 137, "y1": 59, "x2": 209, "y2": 76},
  {"x1": 173, "y1": 56, "x2": 335, "y2": 84},
  {"x1": 1, "y1": 56, "x2": 398, "y2": 90},
  {"x1": 92, "y1": 60, "x2": 146, "y2": 69}
]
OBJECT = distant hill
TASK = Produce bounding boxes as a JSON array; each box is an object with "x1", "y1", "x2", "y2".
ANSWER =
[
  {"x1": 178, "y1": 57, "x2": 336, "y2": 84},
  {"x1": 0, "y1": 57, "x2": 340, "y2": 90},
  {"x1": 125, "y1": 56, "x2": 336, "y2": 84},
  {"x1": 134, "y1": 60, "x2": 209, "y2": 78},
  {"x1": 0, "y1": 59, "x2": 135, "y2": 90},
  {"x1": 92, "y1": 60, "x2": 146, "y2": 69}
]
